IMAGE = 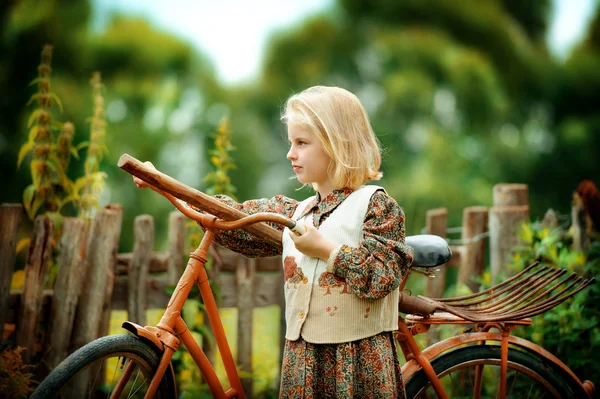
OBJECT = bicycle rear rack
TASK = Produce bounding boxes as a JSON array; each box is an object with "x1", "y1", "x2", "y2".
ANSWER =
[{"x1": 404, "y1": 263, "x2": 595, "y2": 323}]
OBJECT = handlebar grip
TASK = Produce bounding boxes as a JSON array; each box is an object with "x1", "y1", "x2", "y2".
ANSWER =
[{"x1": 291, "y1": 222, "x2": 307, "y2": 236}]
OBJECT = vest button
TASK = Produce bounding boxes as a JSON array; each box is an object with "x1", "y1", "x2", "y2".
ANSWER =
[{"x1": 299, "y1": 312, "x2": 305, "y2": 319}]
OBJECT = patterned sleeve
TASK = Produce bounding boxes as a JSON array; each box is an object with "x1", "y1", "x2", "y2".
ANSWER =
[
  {"x1": 329, "y1": 190, "x2": 414, "y2": 300},
  {"x1": 206, "y1": 194, "x2": 299, "y2": 258}
]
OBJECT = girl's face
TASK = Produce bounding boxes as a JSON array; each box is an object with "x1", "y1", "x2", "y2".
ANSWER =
[{"x1": 287, "y1": 124, "x2": 333, "y2": 197}]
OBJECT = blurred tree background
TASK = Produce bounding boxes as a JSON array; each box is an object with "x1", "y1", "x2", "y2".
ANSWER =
[
  {"x1": 2, "y1": 0, "x2": 599, "y2": 394},
  {"x1": 2, "y1": 0, "x2": 598, "y2": 251}
]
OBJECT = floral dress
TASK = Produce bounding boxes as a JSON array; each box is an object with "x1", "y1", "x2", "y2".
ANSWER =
[{"x1": 211, "y1": 188, "x2": 413, "y2": 398}]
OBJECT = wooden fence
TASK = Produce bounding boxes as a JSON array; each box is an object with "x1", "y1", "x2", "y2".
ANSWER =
[{"x1": 0, "y1": 183, "x2": 589, "y2": 392}]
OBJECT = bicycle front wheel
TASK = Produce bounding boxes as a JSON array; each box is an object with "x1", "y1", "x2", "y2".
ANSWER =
[
  {"x1": 31, "y1": 334, "x2": 177, "y2": 399},
  {"x1": 404, "y1": 345, "x2": 587, "y2": 398}
]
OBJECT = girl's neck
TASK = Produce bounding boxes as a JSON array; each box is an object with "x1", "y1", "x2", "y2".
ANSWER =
[{"x1": 317, "y1": 184, "x2": 334, "y2": 200}]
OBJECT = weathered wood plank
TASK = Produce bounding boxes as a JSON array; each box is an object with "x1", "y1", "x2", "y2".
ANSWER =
[
  {"x1": 489, "y1": 205, "x2": 529, "y2": 282},
  {"x1": 98, "y1": 205, "x2": 123, "y2": 340},
  {"x1": 493, "y1": 183, "x2": 528, "y2": 207},
  {"x1": 72, "y1": 205, "x2": 122, "y2": 351},
  {"x1": 116, "y1": 251, "x2": 169, "y2": 275},
  {"x1": 128, "y1": 215, "x2": 154, "y2": 325},
  {"x1": 457, "y1": 206, "x2": 488, "y2": 292},
  {"x1": 0, "y1": 204, "x2": 23, "y2": 341},
  {"x1": 47, "y1": 217, "x2": 89, "y2": 368},
  {"x1": 237, "y1": 258, "x2": 255, "y2": 395},
  {"x1": 425, "y1": 208, "x2": 448, "y2": 299},
  {"x1": 115, "y1": 249, "x2": 281, "y2": 274},
  {"x1": 17, "y1": 216, "x2": 54, "y2": 362},
  {"x1": 168, "y1": 211, "x2": 187, "y2": 285}
]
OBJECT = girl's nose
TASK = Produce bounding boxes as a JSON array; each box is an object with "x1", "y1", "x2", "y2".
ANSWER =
[{"x1": 287, "y1": 148, "x2": 296, "y2": 160}]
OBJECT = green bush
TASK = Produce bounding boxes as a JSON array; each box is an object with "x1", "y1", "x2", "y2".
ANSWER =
[{"x1": 508, "y1": 221, "x2": 600, "y2": 384}]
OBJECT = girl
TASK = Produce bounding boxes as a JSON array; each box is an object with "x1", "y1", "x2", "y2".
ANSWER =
[{"x1": 135, "y1": 86, "x2": 413, "y2": 398}]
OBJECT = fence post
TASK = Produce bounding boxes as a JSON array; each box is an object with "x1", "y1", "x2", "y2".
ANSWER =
[
  {"x1": 457, "y1": 206, "x2": 488, "y2": 292},
  {"x1": 47, "y1": 217, "x2": 89, "y2": 368},
  {"x1": 0, "y1": 204, "x2": 23, "y2": 342},
  {"x1": 425, "y1": 208, "x2": 448, "y2": 299},
  {"x1": 489, "y1": 184, "x2": 529, "y2": 282},
  {"x1": 571, "y1": 202, "x2": 588, "y2": 252},
  {"x1": 72, "y1": 205, "x2": 123, "y2": 351},
  {"x1": 17, "y1": 215, "x2": 54, "y2": 363},
  {"x1": 128, "y1": 214, "x2": 154, "y2": 325},
  {"x1": 237, "y1": 257, "x2": 255, "y2": 396},
  {"x1": 168, "y1": 211, "x2": 187, "y2": 285},
  {"x1": 98, "y1": 204, "x2": 124, "y2": 339}
]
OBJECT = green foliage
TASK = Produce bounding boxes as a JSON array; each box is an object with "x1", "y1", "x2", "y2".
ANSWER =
[
  {"x1": 18, "y1": 45, "x2": 67, "y2": 220},
  {"x1": 204, "y1": 117, "x2": 237, "y2": 199},
  {"x1": 508, "y1": 221, "x2": 600, "y2": 383},
  {"x1": 18, "y1": 46, "x2": 109, "y2": 223},
  {"x1": 75, "y1": 72, "x2": 108, "y2": 220},
  {"x1": 0, "y1": 347, "x2": 37, "y2": 399}
]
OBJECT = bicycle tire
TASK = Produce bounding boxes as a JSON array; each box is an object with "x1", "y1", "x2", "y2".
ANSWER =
[
  {"x1": 404, "y1": 345, "x2": 587, "y2": 398},
  {"x1": 30, "y1": 334, "x2": 177, "y2": 399}
]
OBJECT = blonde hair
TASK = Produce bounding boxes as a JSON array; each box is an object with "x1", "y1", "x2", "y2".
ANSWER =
[{"x1": 281, "y1": 86, "x2": 382, "y2": 191}]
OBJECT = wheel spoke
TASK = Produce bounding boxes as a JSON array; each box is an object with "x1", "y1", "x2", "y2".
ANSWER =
[
  {"x1": 405, "y1": 346, "x2": 581, "y2": 398},
  {"x1": 128, "y1": 370, "x2": 146, "y2": 399},
  {"x1": 30, "y1": 335, "x2": 176, "y2": 399}
]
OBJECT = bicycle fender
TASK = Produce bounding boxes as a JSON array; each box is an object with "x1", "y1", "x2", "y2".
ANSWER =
[
  {"x1": 122, "y1": 321, "x2": 178, "y2": 395},
  {"x1": 400, "y1": 331, "x2": 590, "y2": 395}
]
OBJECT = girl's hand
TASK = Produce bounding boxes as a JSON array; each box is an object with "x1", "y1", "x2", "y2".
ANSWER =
[
  {"x1": 289, "y1": 220, "x2": 337, "y2": 261},
  {"x1": 133, "y1": 161, "x2": 156, "y2": 188}
]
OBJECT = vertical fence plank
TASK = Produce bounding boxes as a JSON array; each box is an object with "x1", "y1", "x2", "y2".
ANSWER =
[
  {"x1": 493, "y1": 184, "x2": 529, "y2": 207},
  {"x1": 489, "y1": 184, "x2": 529, "y2": 282},
  {"x1": 98, "y1": 204, "x2": 123, "y2": 339},
  {"x1": 237, "y1": 257, "x2": 255, "y2": 396},
  {"x1": 0, "y1": 204, "x2": 23, "y2": 341},
  {"x1": 571, "y1": 203, "x2": 588, "y2": 252},
  {"x1": 47, "y1": 217, "x2": 89, "y2": 368},
  {"x1": 168, "y1": 211, "x2": 187, "y2": 285},
  {"x1": 457, "y1": 206, "x2": 488, "y2": 292},
  {"x1": 425, "y1": 208, "x2": 448, "y2": 299},
  {"x1": 72, "y1": 205, "x2": 122, "y2": 351},
  {"x1": 128, "y1": 215, "x2": 154, "y2": 325},
  {"x1": 17, "y1": 216, "x2": 54, "y2": 363}
]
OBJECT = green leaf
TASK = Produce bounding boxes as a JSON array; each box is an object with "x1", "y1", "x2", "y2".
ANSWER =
[
  {"x1": 16, "y1": 238, "x2": 30, "y2": 254},
  {"x1": 22, "y1": 184, "x2": 36, "y2": 211},
  {"x1": 17, "y1": 141, "x2": 34, "y2": 168},
  {"x1": 30, "y1": 160, "x2": 44, "y2": 189},
  {"x1": 26, "y1": 93, "x2": 39, "y2": 106},
  {"x1": 29, "y1": 195, "x2": 44, "y2": 220},
  {"x1": 46, "y1": 211, "x2": 63, "y2": 232},
  {"x1": 70, "y1": 146, "x2": 80, "y2": 160},
  {"x1": 27, "y1": 109, "x2": 44, "y2": 128},
  {"x1": 28, "y1": 125, "x2": 40, "y2": 142},
  {"x1": 77, "y1": 141, "x2": 90, "y2": 151},
  {"x1": 28, "y1": 77, "x2": 43, "y2": 86},
  {"x1": 48, "y1": 92, "x2": 63, "y2": 112},
  {"x1": 59, "y1": 194, "x2": 77, "y2": 208},
  {"x1": 51, "y1": 120, "x2": 64, "y2": 130},
  {"x1": 46, "y1": 155, "x2": 68, "y2": 187}
]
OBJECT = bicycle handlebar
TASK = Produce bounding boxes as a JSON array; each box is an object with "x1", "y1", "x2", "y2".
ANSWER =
[{"x1": 117, "y1": 153, "x2": 303, "y2": 250}]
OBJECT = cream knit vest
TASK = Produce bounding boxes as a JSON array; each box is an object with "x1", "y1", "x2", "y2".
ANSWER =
[{"x1": 282, "y1": 185, "x2": 400, "y2": 344}]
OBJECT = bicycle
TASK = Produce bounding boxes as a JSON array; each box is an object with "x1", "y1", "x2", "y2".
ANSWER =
[{"x1": 30, "y1": 154, "x2": 595, "y2": 398}]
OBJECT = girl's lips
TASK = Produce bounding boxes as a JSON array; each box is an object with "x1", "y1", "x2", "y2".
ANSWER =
[{"x1": 293, "y1": 165, "x2": 301, "y2": 172}]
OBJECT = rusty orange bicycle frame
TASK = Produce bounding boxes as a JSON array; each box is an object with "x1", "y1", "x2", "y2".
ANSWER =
[{"x1": 118, "y1": 154, "x2": 302, "y2": 399}]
